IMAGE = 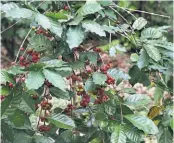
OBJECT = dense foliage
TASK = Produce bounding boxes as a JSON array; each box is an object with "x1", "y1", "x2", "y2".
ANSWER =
[{"x1": 1, "y1": 1, "x2": 173, "y2": 143}]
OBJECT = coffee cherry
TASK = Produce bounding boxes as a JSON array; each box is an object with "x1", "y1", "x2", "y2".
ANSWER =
[
  {"x1": 9, "y1": 82, "x2": 14, "y2": 88},
  {"x1": 31, "y1": 26, "x2": 36, "y2": 30},
  {"x1": 20, "y1": 47, "x2": 24, "y2": 51},
  {"x1": 26, "y1": 48, "x2": 33, "y2": 55},
  {"x1": 64, "y1": 5, "x2": 69, "y2": 10},
  {"x1": 32, "y1": 95, "x2": 38, "y2": 100},
  {"x1": 19, "y1": 56, "x2": 25, "y2": 61}
]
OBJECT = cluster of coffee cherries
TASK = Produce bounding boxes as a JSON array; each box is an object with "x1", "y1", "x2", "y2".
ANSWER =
[
  {"x1": 39, "y1": 125, "x2": 51, "y2": 132},
  {"x1": 80, "y1": 94, "x2": 90, "y2": 107},
  {"x1": 94, "y1": 88, "x2": 109, "y2": 104},
  {"x1": 100, "y1": 63, "x2": 111, "y2": 74},
  {"x1": 34, "y1": 27, "x2": 51, "y2": 38},
  {"x1": 17, "y1": 48, "x2": 40, "y2": 67},
  {"x1": 105, "y1": 74, "x2": 115, "y2": 85},
  {"x1": 64, "y1": 104, "x2": 76, "y2": 116},
  {"x1": 66, "y1": 74, "x2": 82, "y2": 82}
]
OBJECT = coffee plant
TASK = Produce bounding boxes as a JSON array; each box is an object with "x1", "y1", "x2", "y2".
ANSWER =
[{"x1": 0, "y1": 1, "x2": 173, "y2": 143}]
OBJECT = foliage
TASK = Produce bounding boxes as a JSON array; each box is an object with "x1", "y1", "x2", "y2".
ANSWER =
[{"x1": 0, "y1": 1, "x2": 173, "y2": 143}]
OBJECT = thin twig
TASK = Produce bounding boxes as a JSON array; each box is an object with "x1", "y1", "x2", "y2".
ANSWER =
[
  {"x1": 110, "y1": 5, "x2": 170, "y2": 18},
  {"x1": 1, "y1": 20, "x2": 22, "y2": 34},
  {"x1": 35, "y1": 0, "x2": 45, "y2": 10},
  {"x1": 108, "y1": 19, "x2": 112, "y2": 49},
  {"x1": 120, "y1": 103, "x2": 123, "y2": 123},
  {"x1": 15, "y1": 28, "x2": 32, "y2": 62}
]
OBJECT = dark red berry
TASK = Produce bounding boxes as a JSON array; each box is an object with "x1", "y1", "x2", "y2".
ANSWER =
[{"x1": 64, "y1": 5, "x2": 69, "y2": 10}]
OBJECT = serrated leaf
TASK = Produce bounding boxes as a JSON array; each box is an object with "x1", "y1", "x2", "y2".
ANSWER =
[
  {"x1": 77, "y1": 1, "x2": 103, "y2": 16},
  {"x1": 43, "y1": 69, "x2": 66, "y2": 91},
  {"x1": 27, "y1": 35, "x2": 53, "y2": 52},
  {"x1": 47, "y1": 113, "x2": 75, "y2": 129},
  {"x1": 32, "y1": 135, "x2": 54, "y2": 143},
  {"x1": 66, "y1": 26, "x2": 85, "y2": 49},
  {"x1": 149, "y1": 40, "x2": 174, "y2": 51},
  {"x1": 144, "y1": 44, "x2": 161, "y2": 61},
  {"x1": 124, "y1": 115, "x2": 159, "y2": 134},
  {"x1": 110, "y1": 125, "x2": 126, "y2": 143},
  {"x1": 132, "y1": 17, "x2": 147, "y2": 30},
  {"x1": 137, "y1": 49, "x2": 149, "y2": 69},
  {"x1": 107, "y1": 68, "x2": 130, "y2": 80},
  {"x1": 25, "y1": 71, "x2": 45, "y2": 90},
  {"x1": 5, "y1": 8, "x2": 34, "y2": 19},
  {"x1": 141, "y1": 28, "x2": 162, "y2": 39},
  {"x1": 92, "y1": 72, "x2": 107, "y2": 85},
  {"x1": 124, "y1": 94, "x2": 151, "y2": 108},
  {"x1": 50, "y1": 87, "x2": 70, "y2": 99},
  {"x1": 87, "y1": 52, "x2": 98, "y2": 64},
  {"x1": 82, "y1": 21, "x2": 106, "y2": 36},
  {"x1": 18, "y1": 93, "x2": 35, "y2": 114}
]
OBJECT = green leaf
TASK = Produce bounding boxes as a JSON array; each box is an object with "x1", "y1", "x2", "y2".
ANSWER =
[
  {"x1": 5, "y1": 8, "x2": 34, "y2": 19},
  {"x1": 35, "y1": 13, "x2": 51, "y2": 29},
  {"x1": 104, "y1": 9, "x2": 117, "y2": 19},
  {"x1": 159, "y1": 128, "x2": 172, "y2": 143},
  {"x1": 132, "y1": 17, "x2": 147, "y2": 30},
  {"x1": 92, "y1": 72, "x2": 107, "y2": 85},
  {"x1": 32, "y1": 135, "x2": 54, "y2": 143},
  {"x1": 1, "y1": 2, "x2": 19, "y2": 13},
  {"x1": 68, "y1": 15, "x2": 84, "y2": 25},
  {"x1": 27, "y1": 35, "x2": 53, "y2": 52},
  {"x1": 120, "y1": 88, "x2": 136, "y2": 94},
  {"x1": 102, "y1": 25, "x2": 115, "y2": 34},
  {"x1": 8, "y1": 65, "x2": 25, "y2": 75},
  {"x1": 1, "y1": 70, "x2": 15, "y2": 84},
  {"x1": 13, "y1": 131, "x2": 32, "y2": 143},
  {"x1": 87, "y1": 52, "x2": 98, "y2": 64},
  {"x1": 18, "y1": 93, "x2": 35, "y2": 114},
  {"x1": 149, "y1": 40, "x2": 174, "y2": 51},
  {"x1": 124, "y1": 115, "x2": 159, "y2": 134},
  {"x1": 124, "y1": 126, "x2": 144, "y2": 142},
  {"x1": 45, "y1": 10, "x2": 68, "y2": 20},
  {"x1": 141, "y1": 28, "x2": 162, "y2": 39},
  {"x1": 99, "y1": 40, "x2": 119, "y2": 51},
  {"x1": 49, "y1": 19, "x2": 63, "y2": 38},
  {"x1": 9, "y1": 109, "x2": 26, "y2": 127},
  {"x1": 77, "y1": 1, "x2": 103, "y2": 16},
  {"x1": 66, "y1": 26, "x2": 85, "y2": 49},
  {"x1": 124, "y1": 94, "x2": 151, "y2": 108},
  {"x1": 43, "y1": 69, "x2": 66, "y2": 91},
  {"x1": 82, "y1": 21, "x2": 106, "y2": 36},
  {"x1": 69, "y1": 61, "x2": 84, "y2": 70},
  {"x1": 130, "y1": 53, "x2": 139, "y2": 62},
  {"x1": 50, "y1": 87, "x2": 70, "y2": 99},
  {"x1": 98, "y1": 1, "x2": 113, "y2": 6},
  {"x1": 84, "y1": 78, "x2": 96, "y2": 93},
  {"x1": 110, "y1": 125, "x2": 126, "y2": 143},
  {"x1": 137, "y1": 49, "x2": 149, "y2": 69},
  {"x1": 0, "y1": 86, "x2": 11, "y2": 96},
  {"x1": 107, "y1": 68, "x2": 130, "y2": 80},
  {"x1": 154, "y1": 87, "x2": 163, "y2": 104},
  {"x1": 47, "y1": 113, "x2": 75, "y2": 129},
  {"x1": 25, "y1": 71, "x2": 45, "y2": 90},
  {"x1": 1, "y1": 119, "x2": 14, "y2": 142},
  {"x1": 144, "y1": 44, "x2": 161, "y2": 62},
  {"x1": 43, "y1": 59, "x2": 65, "y2": 68},
  {"x1": 1, "y1": 93, "x2": 13, "y2": 117}
]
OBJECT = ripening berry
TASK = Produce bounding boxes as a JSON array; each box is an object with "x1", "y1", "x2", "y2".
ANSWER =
[
  {"x1": 19, "y1": 56, "x2": 25, "y2": 61},
  {"x1": 20, "y1": 47, "x2": 24, "y2": 51},
  {"x1": 64, "y1": 5, "x2": 69, "y2": 10},
  {"x1": 9, "y1": 82, "x2": 14, "y2": 88}
]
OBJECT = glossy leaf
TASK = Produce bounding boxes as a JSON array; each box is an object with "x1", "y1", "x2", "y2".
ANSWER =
[
  {"x1": 32, "y1": 135, "x2": 54, "y2": 143},
  {"x1": 1, "y1": 70, "x2": 15, "y2": 84},
  {"x1": 124, "y1": 114, "x2": 159, "y2": 134},
  {"x1": 153, "y1": 87, "x2": 163, "y2": 104},
  {"x1": 110, "y1": 125, "x2": 126, "y2": 143},
  {"x1": 141, "y1": 27, "x2": 162, "y2": 39},
  {"x1": 50, "y1": 87, "x2": 70, "y2": 99},
  {"x1": 144, "y1": 44, "x2": 161, "y2": 62},
  {"x1": 47, "y1": 113, "x2": 75, "y2": 129},
  {"x1": 107, "y1": 68, "x2": 130, "y2": 80},
  {"x1": 137, "y1": 49, "x2": 149, "y2": 69},
  {"x1": 87, "y1": 52, "x2": 98, "y2": 64}
]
